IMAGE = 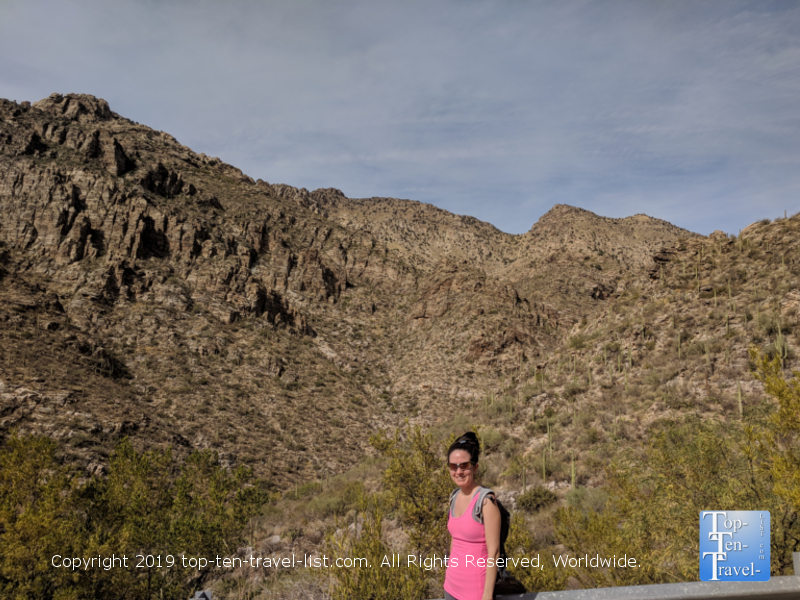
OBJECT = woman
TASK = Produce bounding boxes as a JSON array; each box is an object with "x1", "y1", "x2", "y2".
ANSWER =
[{"x1": 444, "y1": 432, "x2": 501, "y2": 600}]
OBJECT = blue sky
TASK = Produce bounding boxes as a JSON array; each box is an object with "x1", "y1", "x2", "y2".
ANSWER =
[{"x1": 2, "y1": 0, "x2": 799, "y2": 234}]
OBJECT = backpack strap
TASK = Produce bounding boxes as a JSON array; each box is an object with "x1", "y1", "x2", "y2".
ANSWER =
[
  {"x1": 449, "y1": 487, "x2": 495, "y2": 520},
  {"x1": 448, "y1": 488, "x2": 460, "y2": 518},
  {"x1": 473, "y1": 487, "x2": 509, "y2": 578},
  {"x1": 472, "y1": 487, "x2": 496, "y2": 524}
]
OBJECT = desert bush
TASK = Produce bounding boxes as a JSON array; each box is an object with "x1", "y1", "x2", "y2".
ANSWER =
[
  {"x1": 565, "y1": 486, "x2": 608, "y2": 514},
  {"x1": 0, "y1": 435, "x2": 268, "y2": 600},
  {"x1": 562, "y1": 380, "x2": 586, "y2": 400},
  {"x1": 555, "y1": 354, "x2": 800, "y2": 587},
  {"x1": 486, "y1": 395, "x2": 517, "y2": 424},
  {"x1": 303, "y1": 481, "x2": 363, "y2": 518},
  {"x1": 324, "y1": 500, "x2": 429, "y2": 600},
  {"x1": 369, "y1": 427, "x2": 452, "y2": 558},
  {"x1": 579, "y1": 427, "x2": 604, "y2": 447},
  {"x1": 499, "y1": 436, "x2": 521, "y2": 458},
  {"x1": 326, "y1": 427, "x2": 483, "y2": 599},
  {"x1": 0, "y1": 435, "x2": 83, "y2": 599},
  {"x1": 479, "y1": 455, "x2": 503, "y2": 488},
  {"x1": 504, "y1": 515, "x2": 570, "y2": 592},
  {"x1": 517, "y1": 486, "x2": 557, "y2": 513},
  {"x1": 568, "y1": 335, "x2": 587, "y2": 350},
  {"x1": 480, "y1": 427, "x2": 504, "y2": 453}
]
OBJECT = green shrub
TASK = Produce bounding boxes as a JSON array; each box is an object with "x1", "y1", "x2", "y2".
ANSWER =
[
  {"x1": 568, "y1": 335, "x2": 587, "y2": 350},
  {"x1": 0, "y1": 435, "x2": 268, "y2": 600},
  {"x1": 562, "y1": 380, "x2": 586, "y2": 400},
  {"x1": 581, "y1": 427, "x2": 603, "y2": 446},
  {"x1": 324, "y1": 500, "x2": 429, "y2": 600},
  {"x1": 370, "y1": 427, "x2": 452, "y2": 557},
  {"x1": 499, "y1": 437, "x2": 521, "y2": 458},
  {"x1": 565, "y1": 486, "x2": 608, "y2": 514},
  {"x1": 286, "y1": 481, "x2": 322, "y2": 500},
  {"x1": 505, "y1": 516, "x2": 570, "y2": 592},
  {"x1": 480, "y1": 427, "x2": 504, "y2": 453},
  {"x1": 304, "y1": 481, "x2": 363, "y2": 517},
  {"x1": 555, "y1": 358, "x2": 800, "y2": 589},
  {"x1": 517, "y1": 486, "x2": 557, "y2": 513}
]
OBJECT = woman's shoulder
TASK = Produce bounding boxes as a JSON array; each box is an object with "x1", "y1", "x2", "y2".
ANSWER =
[
  {"x1": 474, "y1": 486, "x2": 495, "y2": 501},
  {"x1": 477, "y1": 487, "x2": 500, "y2": 515}
]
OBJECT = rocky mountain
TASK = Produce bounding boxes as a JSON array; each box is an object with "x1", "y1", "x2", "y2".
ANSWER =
[{"x1": 0, "y1": 92, "x2": 757, "y2": 489}]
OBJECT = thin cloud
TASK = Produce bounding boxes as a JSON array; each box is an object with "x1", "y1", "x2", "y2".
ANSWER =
[{"x1": 1, "y1": 0, "x2": 798, "y2": 234}]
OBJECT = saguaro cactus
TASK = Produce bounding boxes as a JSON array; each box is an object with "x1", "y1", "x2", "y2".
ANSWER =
[
  {"x1": 542, "y1": 449, "x2": 546, "y2": 482},
  {"x1": 571, "y1": 451, "x2": 576, "y2": 490},
  {"x1": 738, "y1": 382, "x2": 743, "y2": 419},
  {"x1": 776, "y1": 327, "x2": 789, "y2": 369}
]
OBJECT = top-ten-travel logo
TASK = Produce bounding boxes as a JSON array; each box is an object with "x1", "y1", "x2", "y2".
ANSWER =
[{"x1": 699, "y1": 511, "x2": 770, "y2": 581}]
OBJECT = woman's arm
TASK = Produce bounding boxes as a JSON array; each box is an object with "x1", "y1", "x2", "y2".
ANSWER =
[{"x1": 482, "y1": 496, "x2": 501, "y2": 600}]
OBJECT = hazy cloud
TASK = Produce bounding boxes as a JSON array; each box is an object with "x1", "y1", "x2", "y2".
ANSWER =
[{"x1": 1, "y1": 0, "x2": 799, "y2": 233}]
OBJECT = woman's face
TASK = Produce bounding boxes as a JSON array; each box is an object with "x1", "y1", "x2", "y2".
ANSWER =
[{"x1": 448, "y1": 449, "x2": 476, "y2": 488}]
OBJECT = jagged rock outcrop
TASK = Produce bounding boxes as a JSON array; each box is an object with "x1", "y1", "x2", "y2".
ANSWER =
[{"x1": 33, "y1": 93, "x2": 115, "y2": 123}]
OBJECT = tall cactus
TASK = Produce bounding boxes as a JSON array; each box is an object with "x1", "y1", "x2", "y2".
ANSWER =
[
  {"x1": 542, "y1": 448, "x2": 546, "y2": 482},
  {"x1": 571, "y1": 451, "x2": 576, "y2": 490},
  {"x1": 776, "y1": 324, "x2": 789, "y2": 369},
  {"x1": 737, "y1": 382, "x2": 743, "y2": 419}
]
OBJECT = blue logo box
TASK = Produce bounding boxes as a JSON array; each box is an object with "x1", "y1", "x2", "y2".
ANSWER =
[{"x1": 699, "y1": 511, "x2": 769, "y2": 581}]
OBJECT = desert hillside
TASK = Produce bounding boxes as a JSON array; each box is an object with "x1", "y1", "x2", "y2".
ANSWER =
[{"x1": 2, "y1": 94, "x2": 795, "y2": 497}]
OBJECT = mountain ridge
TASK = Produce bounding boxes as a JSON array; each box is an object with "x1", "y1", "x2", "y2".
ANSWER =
[{"x1": 4, "y1": 93, "x2": 785, "y2": 493}]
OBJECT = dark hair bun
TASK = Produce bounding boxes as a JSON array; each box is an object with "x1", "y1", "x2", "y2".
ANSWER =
[
  {"x1": 459, "y1": 432, "x2": 479, "y2": 445},
  {"x1": 448, "y1": 431, "x2": 480, "y2": 464}
]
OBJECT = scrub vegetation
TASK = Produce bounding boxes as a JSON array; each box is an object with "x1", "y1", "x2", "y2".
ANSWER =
[{"x1": 0, "y1": 437, "x2": 266, "y2": 600}]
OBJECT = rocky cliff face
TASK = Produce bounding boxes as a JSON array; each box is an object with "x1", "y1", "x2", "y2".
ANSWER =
[{"x1": 0, "y1": 93, "x2": 702, "y2": 483}]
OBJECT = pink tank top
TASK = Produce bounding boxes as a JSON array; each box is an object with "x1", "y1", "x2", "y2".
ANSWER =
[{"x1": 444, "y1": 490, "x2": 488, "y2": 600}]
